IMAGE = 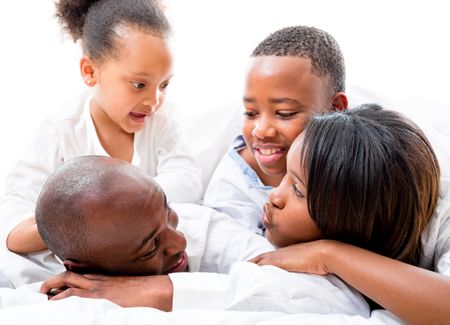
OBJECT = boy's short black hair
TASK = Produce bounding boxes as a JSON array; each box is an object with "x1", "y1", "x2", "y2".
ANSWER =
[{"x1": 252, "y1": 26, "x2": 345, "y2": 94}]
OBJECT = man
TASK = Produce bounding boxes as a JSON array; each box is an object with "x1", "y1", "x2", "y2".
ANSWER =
[{"x1": 36, "y1": 156, "x2": 368, "y2": 315}]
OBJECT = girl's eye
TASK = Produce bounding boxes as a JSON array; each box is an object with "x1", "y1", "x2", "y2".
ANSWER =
[
  {"x1": 160, "y1": 81, "x2": 170, "y2": 90},
  {"x1": 131, "y1": 81, "x2": 146, "y2": 89},
  {"x1": 292, "y1": 184, "x2": 305, "y2": 199},
  {"x1": 243, "y1": 111, "x2": 257, "y2": 119},
  {"x1": 139, "y1": 238, "x2": 159, "y2": 261},
  {"x1": 276, "y1": 111, "x2": 299, "y2": 119}
]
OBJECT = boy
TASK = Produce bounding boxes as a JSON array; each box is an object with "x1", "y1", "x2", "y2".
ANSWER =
[{"x1": 203, "y1": 26, "x2": 347, "y2": 234}]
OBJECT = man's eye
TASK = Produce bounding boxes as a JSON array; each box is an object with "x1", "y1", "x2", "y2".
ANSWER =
[
  {"x1": 139, "y1": 239, "x2": 159, "y2": 260},
  {"x1": 131, "y1": 81, "x2": 146, "y2": 89}
]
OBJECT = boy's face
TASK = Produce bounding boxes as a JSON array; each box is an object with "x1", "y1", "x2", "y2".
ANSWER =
[
  {"x1": 81, "y1": 181, "x2": 188, "y2": 276},
  {"x1": 263, "y1": 134, "x2": 321, "y2": 247},
  {"x1": 242, "y1": 56, "x2": 333, "y2": 179}
]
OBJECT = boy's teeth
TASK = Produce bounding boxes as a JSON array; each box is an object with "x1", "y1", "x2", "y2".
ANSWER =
[{"x1": 259, "y1": 148, "x2": 281, "y2": 155}]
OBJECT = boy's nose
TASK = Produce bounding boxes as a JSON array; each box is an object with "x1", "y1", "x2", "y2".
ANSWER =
[{"x1": 252, "y1": 118, "x2": 276, "y2": 139}]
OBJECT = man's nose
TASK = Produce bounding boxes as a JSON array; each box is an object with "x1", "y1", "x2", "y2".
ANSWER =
[
  {"x1": 163, "y1": 228, "x2": 187, "y2": 257},
  {"x1": 251, "y1": 117, "x2": 276, "y2": 139}
]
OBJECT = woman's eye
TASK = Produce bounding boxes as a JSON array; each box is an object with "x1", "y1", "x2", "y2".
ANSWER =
[
  {"x1": 292, "y1": 184, "x2": 305, "y2": 198},
  {"x1": 131, "y1": 81, "x2": 146, "y2": 89}
]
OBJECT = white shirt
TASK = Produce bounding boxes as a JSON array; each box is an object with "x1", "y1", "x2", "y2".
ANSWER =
[
  {"x1": 0, "y1": 92, "x2": 202, "y2": 245},
  {"x1": 203, "y1": 135, "x2": 269, "y2": 235}
]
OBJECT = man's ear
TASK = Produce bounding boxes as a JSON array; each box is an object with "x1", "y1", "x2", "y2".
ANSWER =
[
  {"x1": 80, "y1": 55, "x2": 97, "y2": 87},
  {"x1": 331, "y1": 92, "x2": 348, "y2": 111},
  {"x1": 63, "y1": 259, "x2": 90, "y2": 273}
]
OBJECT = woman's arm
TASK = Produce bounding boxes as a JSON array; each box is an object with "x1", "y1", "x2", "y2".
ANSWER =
[
  {"x1": 7, "y1": 216, "x2": 47, "y2": 253},
  {"x1": 251, "y1": 240, "x2": 450, "y2": 325}
]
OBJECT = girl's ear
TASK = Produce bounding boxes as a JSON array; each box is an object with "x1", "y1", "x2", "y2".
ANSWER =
[
  {"x1": 331, "y1": 92, "x2": 348, "y2": 111},
  {"x1": 63, "y1": 258, "x2": 90, "y2": 272},
  {"x1": 80, "y1": 55, "x2": 97, "y2": 87}
]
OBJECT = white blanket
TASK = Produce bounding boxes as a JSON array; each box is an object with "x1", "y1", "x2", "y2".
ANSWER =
[{"x1": 0, "y1": 284, "x2": 403, "y2": 325}]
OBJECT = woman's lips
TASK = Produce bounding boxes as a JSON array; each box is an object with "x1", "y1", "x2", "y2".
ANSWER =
[
  {"x1": 166, "y1": 251, "x2": 188, "y2": 273},
  {"x1": 262, "y1": 202, "x2": 273, "y2": 228}
]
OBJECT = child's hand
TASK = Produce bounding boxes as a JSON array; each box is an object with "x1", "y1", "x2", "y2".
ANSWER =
[
  {"x1": 6, "y1": 216, "x2": 48, "y2": 254},
  {"x1": 249, "y1": 240, "x2": 340, "y2": 275}
]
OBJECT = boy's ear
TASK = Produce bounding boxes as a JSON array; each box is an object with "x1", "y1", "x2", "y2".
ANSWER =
[
  {"x1": 80, "y1": 55, "x2": 97, "y2": 87},
  {"x1": 63, "y1": 259, "x2": 90, "y2": 273},
  {"x1": 331, "y1": 92, "x2": 348, "y2": 111}
]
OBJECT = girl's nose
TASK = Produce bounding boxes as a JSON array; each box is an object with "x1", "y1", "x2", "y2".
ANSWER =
[{"x1": 143, "y1": 88, "x2": 161, "y2": 111}]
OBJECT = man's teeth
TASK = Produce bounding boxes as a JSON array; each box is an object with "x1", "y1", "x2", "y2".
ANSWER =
[{"x1": 259, "y1": 148, "x2": 282, "y2": 155}]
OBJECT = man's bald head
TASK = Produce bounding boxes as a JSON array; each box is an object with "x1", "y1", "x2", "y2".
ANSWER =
[{"x1": 35, "y1": 156, "x2": 161, "y2": 265}]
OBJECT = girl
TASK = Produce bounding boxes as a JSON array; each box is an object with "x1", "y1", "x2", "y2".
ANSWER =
[
  {"x1": 2, "y1": 0, "x2": 201, "y2": 253},
  {"x1": 251, "y1": 103, "x2": 450, "y2": 324}
]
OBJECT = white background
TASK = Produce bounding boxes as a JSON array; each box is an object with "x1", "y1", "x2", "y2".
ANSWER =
[{"x1": 0, "y1": 0, "x2": 449, "y2": 184}]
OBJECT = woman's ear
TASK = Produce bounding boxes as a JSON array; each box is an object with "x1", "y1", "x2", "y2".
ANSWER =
[
  {"x1": 80, "y1": 55, "x2": 97, "y2": 87},
  {"x1": 331, "y1": 92, "x2": 348, "y2": 111},
  {"x1": 63, "y1": 258, "x2": 90, "y2": 272}
]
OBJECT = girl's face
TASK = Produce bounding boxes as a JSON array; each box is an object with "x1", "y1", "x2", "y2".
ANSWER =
[
  {"x1": 88, "y1": 26, "x2": 174, "y2": 134},
  {"x1": 263, "y1": 133, "x2": 321, "y2": 247},
  {"x1": 242, "y1": 56, "x2": 331, "y2": 181}
]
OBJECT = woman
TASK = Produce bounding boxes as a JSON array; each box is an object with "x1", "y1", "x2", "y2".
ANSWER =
[{"x1": 252, "y1": 103, "x2": 450, "y2": 324}]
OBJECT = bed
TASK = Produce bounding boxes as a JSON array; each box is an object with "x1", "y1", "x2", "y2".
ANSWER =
[{"x1": 0, "y1": 86, "x2": 449, "y2": 324}]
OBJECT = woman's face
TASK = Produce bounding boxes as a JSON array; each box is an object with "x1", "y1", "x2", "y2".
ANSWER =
[{"x1": 263, "y1": 133, "x2": 322, "y2": 247}]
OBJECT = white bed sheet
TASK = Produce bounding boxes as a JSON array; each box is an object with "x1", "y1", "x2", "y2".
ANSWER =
[
  {"x1": 0, "y1": 284, "x2": 403, "y2": 325},
  {"x1": 1, "y1": 86, "x2": 447, "y2": 324}
]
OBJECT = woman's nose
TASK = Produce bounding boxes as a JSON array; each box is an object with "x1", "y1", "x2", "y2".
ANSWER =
[{"x1": 268, "y1": 185, "x2": 285, "y2": 209}]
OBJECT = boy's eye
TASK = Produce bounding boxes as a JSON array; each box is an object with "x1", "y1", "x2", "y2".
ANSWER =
[
  {"x1": 131, "y1": 81, "x2": 146, "y2": 89},
  {"x1": 292, "y1": 184, "x2": 306, "y2": 199},
  {"x1": 276, "y1": 111, "x2": 299, "y2": 119}
]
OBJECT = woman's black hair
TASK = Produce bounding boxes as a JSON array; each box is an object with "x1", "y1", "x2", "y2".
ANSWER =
[
  {"x1": 301, "y1": 103, "x2": 440, "y2": 266},
  {"x1": 56, "y1": 0, "x2": 170, "y2": 62}
]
